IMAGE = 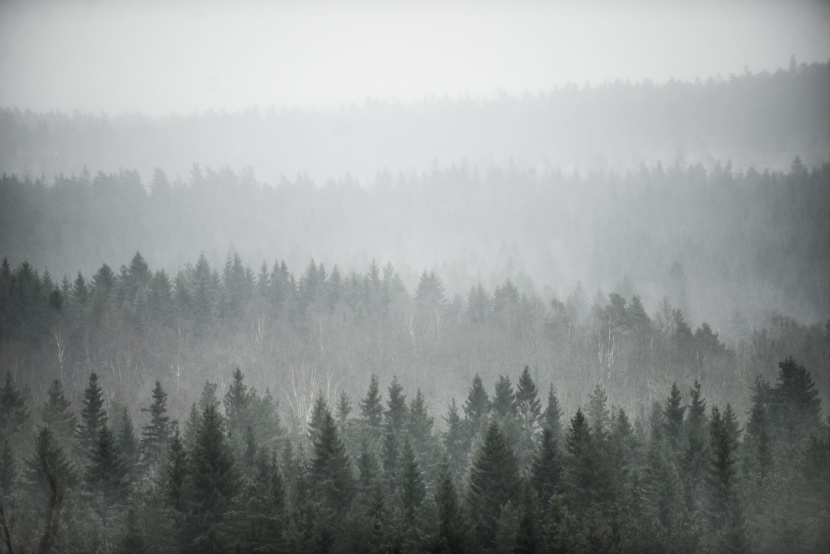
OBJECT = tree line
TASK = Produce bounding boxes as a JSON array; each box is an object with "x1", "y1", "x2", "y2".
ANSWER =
[{"x1": 0, "y1": 358, "x2": 826, "y2": 552}]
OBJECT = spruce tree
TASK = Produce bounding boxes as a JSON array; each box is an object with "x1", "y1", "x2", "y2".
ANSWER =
[
  {"x1": 385, "y1": 376, "x2": 407, "y2": 439},
  {"x1": 86, "y1": 422, "x2": 131, "y2": 532},
  {"x1": 336, "y1": 390, "x2": 351, "y2": 436},
  {"x1": 463, "y1": 374, "x2": 490, "y2": 444},
  {"x1": 79, "y1": 372, "x2": 108, "y2": 455},
  {"x1": 587, "y1": 385, "x2": 610, "y2": 438},
  {"x1": 443, "y1": 399, "x2": 467, "y2": 484},
  {"x1": 224, "y1": 367, "x2": 252, "y2": 439},
  {"x1": 399, "y1": 438, "x2": 426, "y2": 523},
  {"x1": 310, "y1": 410, "x2": 355, "y2": 520},
  {"x1": 531, "y1": 427, "x2": 561, "y2": 518},
  {"x1": 663, "y1": 383, "x2": 686, "y2": 454},
  {"x1": 492, "y1": 375, "x2": 517, "y2": 419},
  {"x1": 772, "y1": 357, "x2": 822, "y2": 448},
  {"x1": 140, "y1": 381, "x2": 172, "y2": 477},
  {"x1": 467, "y1": 420, "x2": 520, "y2": 548},
  {"x1": 41, "y1": 379, "x2": 76, "y2": 454},
  {"x1": 360, "y1": 375, "x2": 383, "y2": 441},
  {"x1": 542, "y1": 384, "x2": 563, "y2": 446},
  {"x1": 435, "y1": 459, "x2": 467, "y2": 553},
  {"x1": 706, "y1": 406, "x2": 746, "y2": 552},
  {"x1": 516, "y1": 366, "x2": 542, "y2": 434},
  {"x1": 185, "y1": 401, "x2": 237, "y2": 549}
]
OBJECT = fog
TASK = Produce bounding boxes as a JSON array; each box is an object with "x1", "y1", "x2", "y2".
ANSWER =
[{"x1": 0, "y1": 2, "x2": 829, "y2": 553}]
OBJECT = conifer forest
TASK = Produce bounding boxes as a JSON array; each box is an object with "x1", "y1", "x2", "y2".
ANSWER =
[{"x1": 0, "y1": 2, "x2": 829, "y2": 553}]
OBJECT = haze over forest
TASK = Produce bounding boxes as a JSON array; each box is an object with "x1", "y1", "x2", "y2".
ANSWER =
[{"x1": 0, "y1": 1, "x2": 829, "y2": 553}]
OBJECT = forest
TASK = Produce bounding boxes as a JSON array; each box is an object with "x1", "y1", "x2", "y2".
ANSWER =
[{"x1": 0, "y1": 16, "x2": 828, "y2": 550}]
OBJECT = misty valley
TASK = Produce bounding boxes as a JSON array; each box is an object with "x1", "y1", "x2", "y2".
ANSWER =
[{"x1": 0, "y1": 10, "x2": 828, "y2": 553}]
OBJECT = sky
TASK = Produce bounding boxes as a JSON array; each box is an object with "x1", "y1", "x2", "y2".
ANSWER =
[{"x1": 1, "y1": 0, "x2": 829, "y2": 116}]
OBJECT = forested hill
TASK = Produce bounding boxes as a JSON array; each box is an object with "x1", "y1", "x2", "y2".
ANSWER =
[
  {"x1": 1, "y1": 62, "x2": 827, "y2": 184},
  {"x1": 1, "y1": 160, "x2": 828, "y2": 334}
]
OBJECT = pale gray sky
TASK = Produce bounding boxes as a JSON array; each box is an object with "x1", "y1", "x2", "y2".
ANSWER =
[{"x1": 1, "y1": 0, "x2": 828, "y2": 115}]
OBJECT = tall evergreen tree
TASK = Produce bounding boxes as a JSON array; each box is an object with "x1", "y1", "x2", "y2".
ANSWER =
[
  {"x1": 399, "y1": 438, "x2": 426, "y2": 523},
  {"x1": 40, "y1": 379, "x2": 76, "y2": 453},
  {"x1": 224, "y1": 367, "x2": 252, "y2": 439},
  {"x1": 531, "y1": 427, "x2": 561, "y2": 519},
  {"x1": 706, "y1": 406, "x2": 746, "y2": 553},
  {"x1": 542, "y1": 384, "x2": 563, "y2": 446},
  {"x1": 79, "y1": 372, "x2": 108, "y2": 455},
  {"x1": 663, "y1": 383, "x2": 686, "y2": 454},
  {"x1": 0, "y1": 371, "x2": 29, "y2": 441},
  {"x1": 516, "y1": 366, "x2": 542, "y2": 434},
  {"x1": 310, "y1": 410, "x2": 355, "y2": 523},
  {"x1": 360, "y1": 375, "x2": 383, "y2": 441},
  {"x1": 140, "y1": 380, "x2": 172, "y2": 476},
  {"x1": 25, "y1": 427, "x2": 74, "y2": 554},
  {"x1": 86, "y1": 423, "x2": 131, "y2": 533},
  {"x1": 772, "y1": 357, "x2": 822, "y2": 448},
  {"x1": 492, "y1": 376, "x2": 517, "y2": 419},
  {"x1": 435, "y1": 459, "x2": 467, "y2": 553},
  {"x1": 443, "y1": 399, "x2": 467, "y2": 484},
  {"x1": 385, "y1": 376, "x2": 407, "y2": 439},
  {"x1": 463, "y1": 374, "x2": 490, "y2": 443},
  {"x1": 467, "y1": 420, "x2": 520, "y2": 548}
]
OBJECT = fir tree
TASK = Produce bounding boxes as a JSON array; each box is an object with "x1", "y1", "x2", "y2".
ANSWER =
[
  {"x1": 0, "y1": 371, "x2": 29, "y2": 440},
  {"x1": 385, "y1": 376, "x2": 407, "y2": 439},
  {"x1": 140, "y1": 380, "x2": 172, "y2": 476},
  {"x1": 79, "y1": 372, "x2": 108, "y2": 455},
  {"x1": 399, "y1": 438, "x2": 426, "y2": 523},
  {"x1": 532, "y1": 427, "x2": 561, "y2": 519},
  {"x1": 310, "y1": 410, "x2": 355, "y2": 520},
  {"x1": 40, "y1": 379, "x2": 76, "y2": 453},
  {"x1": 360, "y1": 374, "x2": 383, "y2": 441},
  {"x1": 467, "y1": 420, "x2": 520, "y2": 548},
  {"x1": 0, "y1": 439, "x2": 14, "y2": 496},
  {"x1": 86, "y1": 423, "x2": 131, "y2": 532},
  {"x1": 493, "y1": 375, "x2": 517, "y2": 419},
  {"x1": 663, "y1": 383, "x2": 686, "y2": 454},
  {"x1": 542, "y1": 384, "x2": 563, "y2": 446},
  {"x1": 435, "y1": 459, "x2": 467, "y2": 553},
  {"x1": 516, "y1": 366, "x2": 542, "y2": 434}
]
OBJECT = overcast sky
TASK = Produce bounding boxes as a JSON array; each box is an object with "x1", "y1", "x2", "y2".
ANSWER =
[{"x1": 1, "y1": 0, "x2": 828, "y2": 116}]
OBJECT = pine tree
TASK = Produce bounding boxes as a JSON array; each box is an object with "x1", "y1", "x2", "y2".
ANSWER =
[
  {"x1": 516, "y1": 478, "x2": 540, "y2": 554},
  {"x1": 385, "y1": 376, "x2": 407, "y2": 439},
  {"x1": 336, "y1": 390, "x2": 351, "y2": 436},
  {"x1": 0, "y1": 371, "x2": 29, "y2": 440},
  {"x1": 467, "y1": 420, "x2": 520, "y2": 548},
  {"x1": 587, "y1": 385, "x2": 610, "y2": 438},
  {"x1": 663, "y1": 383, "x2": 686, "y2": 454},
  {"x1": 0, "y1": 439, "x2": 15, "y2": 495},
  {"x1": 542, "y1": 384, "x2": 563, "y2": 446},
  {"x1": 79, "y1": 372, "x2": 108, "y2": 455},
  {"x1": 140, "y1": 380, "x2": 172, "y2": 476},
  {"x1": 706, "y1": 406, "x2": 746, "y2": 552},
  {"x1": 115, "y1": 406, "x2": 139, "y2": 483},
  {"x1": 310, "y1": 410, "x2": 355, "y2": 519},
  {"x1": 772, "y1": 357, "x2": 822, "y2": 448},
  {"x1": 40, "y1": 379, "x2": 76, "y2": 453},
  {"x1": 435, "y1": 459, "x2": 467, "y2": 553},
  {"x1": 224, "y1": 367, "x2": 252, "y2": 439},
  {"x1": 399, "y1": 438, "x2": 426, "y2": 523},
  {"x1": 516, "y1": 366, "x2": 542, "y2": 434},
  {"x1": 531, "y1": 427, "x2": 561, "y2": 519},
  {"x1": 185, "y1": 401, "x2": 237, "y2": 549},
  {"x1": 443, "y1": 399, "x2": 467, "y2": 484},
  {"x1": 86, "y1": 422, "x2": 131, "y2": 532},
  {"x1": 493, "y1": 375, "x2": 517, "y2": 419},
  {"x1": 360, "y1": 374, "x2": 383, "y2": 441},
  {"x1": 463, "y1": 374, "x2": 490, "y2": 444},
  {"x1": 164, "y1": 425, "x2": 187, "y2": 527}
]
